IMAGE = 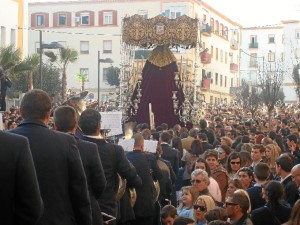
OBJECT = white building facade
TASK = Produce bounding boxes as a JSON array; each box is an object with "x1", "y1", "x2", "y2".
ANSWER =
[{"x1": 28, "y1": 0, "x2": 241, "y2": 104}]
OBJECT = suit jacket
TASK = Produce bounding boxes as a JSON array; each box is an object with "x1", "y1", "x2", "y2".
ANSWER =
[
  {"x1": 251, "y1": 203, "x2": 291, "y2": 225},
  {"x1": 10, "y1": 119, "x2": 92, "y2": 225},
  {"x1": 202, "y1": 142, "x2": 214, "y2": 151},
  {"x1": 0, "y1": 131, "x2": 43, "y2": 225},
  {"x1": 126, "y1": 150, "x2": 162, "y2": 217},
  {"x1": 76, "y1": 137, "x2": 107, "y2": 225},
  {"x1": 247, "y1": 185, "x2": 266, "y2": 211},
  {"x1": 199, "y1": 129, "x2": 215, "y2": 145},
  {"x1": 161, "y1": 143, "x2": 180, "y2": 177},
  {"x1": 82, "y1": 137, "x2": 142, "y2": 218},
  {"x1": 281, "y1": 175, "x2": 299, "y2": 206}
]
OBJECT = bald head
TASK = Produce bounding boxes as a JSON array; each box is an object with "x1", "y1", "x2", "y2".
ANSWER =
[
  {"x1": 291, "y1": 164, "x2": 300, "y2": 187},
  {"x1": 134, "y1": 133, "x2": 144, "y2": 151}
]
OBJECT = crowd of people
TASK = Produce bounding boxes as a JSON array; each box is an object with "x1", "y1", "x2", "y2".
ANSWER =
[{"x1": 2, "y1": 89, "x2": 300, "y2": 225}]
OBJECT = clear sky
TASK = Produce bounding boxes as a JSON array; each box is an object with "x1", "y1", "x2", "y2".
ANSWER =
[
  {"x1": 28, "y1": 0, "x2": 300, "y2": 27},
  {"x1": 208, "y1": 0, "x2": 300, "y2": 27}
]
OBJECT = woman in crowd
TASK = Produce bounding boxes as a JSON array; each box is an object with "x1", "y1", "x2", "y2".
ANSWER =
[
  {"x1": 194, "y1": 195, "x2": 216, "y2": 225},
  {"x1": 220, "y1": 137, "x2": 232, "y2": 149},
  {"x1": 265, "y1": 144, "x2": 280, "y2": 180},
  {"x1": 177, "y1": 186, "x2": 199, "y2": 219},
  {"x1": 251, "y1": 181, "x2": 291, "y2": 225},
  {"x1": 204, "y1": 207, "x2": 227, "y2": 224},
  {"x1": 239, "y1": 151, "x2": 252, "y2": 167},
  {"x1": 193, "y1": 158, "x2": 222, "y2": 202},
  {"x1": 237, "y1": 167, "x2": 253, "y2": 190},
  {"x1": 226, "y1": 179, "x2": 243, "y2": 197},
  {"x1": 216, "y1": 145, "x2": 231, "y2": 168},
  {"x1": 226, "y1": 152, "x2": 241, "y2": 179},
  {"x1": 204, "y1": 150, "x2": 228, "y2": 202}
]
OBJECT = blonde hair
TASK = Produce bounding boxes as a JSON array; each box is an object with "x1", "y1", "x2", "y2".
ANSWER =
[
  {"x1": 178, "y1": 186, "x2": 199, "y2": 210},
  {"x1": 234, "y1": 189, "x2": 252, "y2": 213},
  {"x1": 195, "y1": 195, "x2": 216, "y2": 212},
  {"x1": 265, "y1": 144, "x2": 279, "y2": 169}
]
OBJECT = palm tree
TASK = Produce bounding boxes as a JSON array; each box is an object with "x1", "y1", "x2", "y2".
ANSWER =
[
  {"x1": 22, "y1": 54, "x2": 40, "y2": 90},
  {"x1": 0, "y1": 45, "x2": 22, "y2": 75},
  {"x1": 44, "y1": 48, "x2": 78, "y2": 101},
  {"x1": 76, "y1": 72, "x2": 88, "y2": 92}
]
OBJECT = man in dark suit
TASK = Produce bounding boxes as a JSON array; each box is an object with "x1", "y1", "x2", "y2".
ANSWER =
[
  {"x1": 199, "y1": 119, "x2": 215, "y2": 145},
  {"x1": 198, "y1": 132, "x2": 213, "y2": 151},
  {"x1": 53, "y1": 106, "x2": 107, "y2": 225},
  {"x1": 10, "y1": 89, "x2": 92, "y2": 225},
  {"x1": 126, "y1": 134, "x2": 162, "y2": 225},
  {"x1": 0, "y1": 131, "x2": 43, "y2": 225},
  {"x1": 79, "y1": 109, "x2": 142, "y2": 223},
  {"x1": 275, "y1": 154, "x2": 299, "y2": 206},
  {"x1": 247, "y1": 162, "x2": 270, "y2": 210}
]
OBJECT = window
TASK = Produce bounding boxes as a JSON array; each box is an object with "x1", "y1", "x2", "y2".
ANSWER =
[
  {"x1": 231, "y1": 78, "x2": 233, "y2": 87},
  {"x1": 80, "y1": 41, "x2": 89, "y2": 54},
  {"x1": 220, "y1": 74, "x2": 223, "y2": 86},
  {"x1": 164, "y1": 9, "x2": 181, "y2": 19},
  {"x1": 225, "y1": 51, "x2": 228, "y2": 64},
  {"x1": 10, "y1": 28, "x2": 15, "y2": 46},
  {"x1": 103, "y1": 40, "x2": 112, "y2": 53},
  {"x1": 81, "y1": 13, "x2": 89, "y2": 25},
  {"x1": 268, "y1": 34, "x2": 275, "y2": 43},
  {"x1": 250, "y1": 53, "x2": 258, "y2": 67},
  {"x1": 58, "y1": 13, "x2": 67, "y2": 26},
  {"x1": 138, "y1": 10, "x2": 148, "y2": 19},
  {"x1": 211, "y1": 46, "x2": 214, "y2": 58},
  {"x1": 225, "y1": 76, "x2": 227, "y2": 87},
  {"x1": 220, "y1": 50, "x2": 223, "y2": 62},
  {"x1": 210, "y1": 96, "x2": 213, "y2": 104},
  {"x1": 36, "y1": 15, "x2": 44, "y2": 27},
  {"x1": 224, "y1": 26, "x2": 228, "y2": 39},
  {"x1": 215, "y1": 21, "x2": 219, "y2": 34},
  {"x1": 80, "y1": 68, "x2": 89, "y2": 81},
  {"x1": 215, "y1": 73, "x2": 218, "y2": 85},
  {"x1": 104, "y1": 12, "x2": 113, "y2": 25},
  {"x1": 268, "y1": 52, "x2": 275, "y2": 62},
  {"x1": 296, "y1": 30, "x2": 300, "y2": 39},
  {"x1": 210, "y1": 18, "x2": 214, "y2": 33},
  {"x1": 216, "y1": 48, "x2": 218, "y2": 60},
  {"x1": 103, "y1": 67, "x2": 109, "y2": 82},
  {"x1": 220, "y1": 23, "x2": 224, "y2": 36}
]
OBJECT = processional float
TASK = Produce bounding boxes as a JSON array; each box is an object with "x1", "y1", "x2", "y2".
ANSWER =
[{"x1": 118, "y1": 14, "x2": 205, "y2": 127}]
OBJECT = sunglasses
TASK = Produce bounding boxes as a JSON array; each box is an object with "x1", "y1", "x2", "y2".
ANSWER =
[
  {"x1": 230, "y1": 161, "x2": 241, "y2": 165},
  {"x1": 193, "y1": 205, "x2": 207, "y2": 211},
  {"x1": 191, "y1": 179, "x2": 204, "y2": 184},
  {"x1": 224, "y1": 202, "x2": 239, "y2": 207}
]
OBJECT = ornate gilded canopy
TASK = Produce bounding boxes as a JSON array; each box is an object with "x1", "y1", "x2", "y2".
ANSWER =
[{"x1": 122, "y1": 14, "x2": 198, "y2": 48}]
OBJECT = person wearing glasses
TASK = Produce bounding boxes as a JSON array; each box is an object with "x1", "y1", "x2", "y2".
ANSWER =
[
  {"x1": 225, "y1": 192, "x2": 253, "y2": 225},
  {"x1": 194, "y1": 195, "x2": 216, "y2": 225},
  {"x1": 227, "y1": 152, "x2": 242, "y2": 179},
  {"x1": 190, "y1": 169, "x2": 210, "y2": 196}
]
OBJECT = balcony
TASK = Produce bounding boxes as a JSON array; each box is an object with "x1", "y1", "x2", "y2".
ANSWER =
[
  {"x1": 200, "y1": 52, "x2": 211, "y2": 64},
  {"x1": 201, "y1": 79, "x2": 210, "y2": 90},
  {"x1": 230, "y1": 63, "x2": 238, "y2": 73},
  {"x1": 249, "y1": 42, "x2": 258, "y2": 48},
  {"x1": 201, "y1": 24, "x2": 211, "y2": 36},
  {"x1": 230, "y1": 39, "x2": 239, "y2": 50}
]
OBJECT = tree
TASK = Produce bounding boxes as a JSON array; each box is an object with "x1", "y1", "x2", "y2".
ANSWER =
[
  {"x1": 257, "y1": 59, "x2": 285, "y2": 128},
  {"x1": 292, "y1": 65, "x2": 300, "y2": 102},
  {"x1": 7, "y1": 63, "x2": 62, "y2": 99},
  {"x1": 76, "y1": 72, "x2": 88, "y2": 92},
  {"x1": 22, "y1": 54, "x2": 40, "y2": 91},
  {"x1": 44, "y1": 48, "x2": 78, "y2": 101},
  {"x1": 106, "y1": 66, "x2": 120, "y2": 86}
]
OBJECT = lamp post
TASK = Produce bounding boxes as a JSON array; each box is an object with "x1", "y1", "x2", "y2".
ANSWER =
[
  {"x1": 97, "y1": 50, "x2": 113, "y2": 109},
  {"x1": 39, "y1": 30, "x2": 64, "y2": 89}
]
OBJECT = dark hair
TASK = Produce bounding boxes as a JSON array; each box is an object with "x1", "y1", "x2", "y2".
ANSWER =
[
  {"x1": 287, "y1": 134, "x2": 297, "y2": 143},
  {"x1": 161, "y1": 123, "x2": 168, "y2": 130},
  {"x1": 241, "y1": 135, "x2": 250, "y2": 143},
  {"x1": 276, "y1": 154, "x2": 293, "y2": 172},
  {"x1": 151, "y1": 132, "x2": 160, "y2": 141},
  {"x1": 160, "y1": 131, "x2": 171, "y2": 143},
  {"x1": 192, "y1": 158, "x2": 211, "y2": 176},
  {"x1": 20, "y1": 89, "x2": 51, "y2": 120},
  {"x1": 254, "y1": 162, "x2": 270, "y2": 181},
  {"x1": 268, "y1": 131, "x2": 277, "y2": 140},
  {"x1": 53, "y1": 106, "x2": 77, "y2": 132},
  {"x1": 79, "y1": 109, "x2": 101, "y2": 135},
  {"x1": 173, "y1": 216, "x2": 194, "y2": 225},
  {"x1": 204, "y1": 149, "x2": 218, "y2": 160},
  {"x1": 238, "y1": 167, "x2": 253, "y2": 179},
  {"x1": 204, "y1": 207, "x2": 227, "y2": 222},
  {"x1": 200, "y1": 119, "x2": 207, "y2": 129},
  {"x1": 160, "y1": 205, "x2": 178, "y2": 219},
  {"x1": 220, "y1": 145, "x2": 231, "y2": 155},
  {"x1": 252, "y1": 144, "x2": 265, "y2": 153},
  {"x1": 226, "y1": 152, "x2": 241, "y2": 174},
  {"x1": 229, "y1": 192, "x2": 249, "y2": 214},
  {"x1": 207, "y1": 220, "x2": 230, "y2": 225}
]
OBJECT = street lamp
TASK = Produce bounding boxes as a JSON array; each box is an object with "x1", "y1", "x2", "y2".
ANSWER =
[
  {"x1": 97, "y1": 50, "x2": 113, "y2": 109},
  {"x1": 39, "y1": 30, "x2": 64, "y2": 89}
]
